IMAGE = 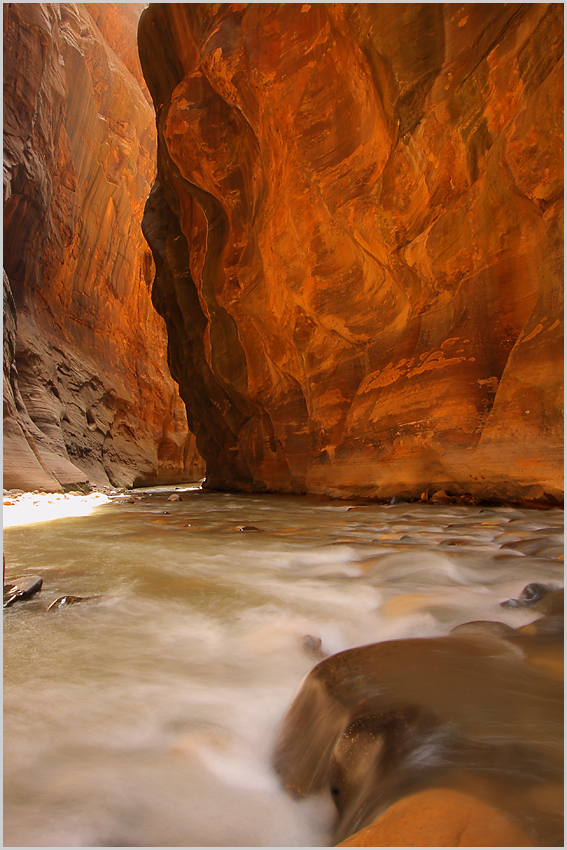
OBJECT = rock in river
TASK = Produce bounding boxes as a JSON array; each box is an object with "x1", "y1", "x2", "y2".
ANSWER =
[
  {"x1": 274, "y1": 630, "x2": 563, "y2": 845},
  {"x1": 3, "y1": 575, "x2": 43, "y2": 608},
  {"x1": 336, "y1": 788, "x2": 533, "y2": 847},
  {"x1": 47, "y1": 595, "x2": 98, "y2": 611}
]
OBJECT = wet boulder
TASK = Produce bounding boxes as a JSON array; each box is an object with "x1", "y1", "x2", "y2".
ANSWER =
[
  {"x1": 336, "y1": 788, "x2": 534, "y2": 847},
  {"x1": 430, "y1": 490, "x2": 453, "y2": 504},
  {"x1": 514, "y1": 615, "x2": 564, "y2": 638},
  {"x1": 3, "y1": 575, "x2": 43, "y2": 608},
  {"x1": 501, "y1": 582, "x2": 562, "y2": 609},
  {"x1": 273, "y1": 631, "x2": 563, "y2": 845},
  {"x1": 531, "y1": 590, "x2": 564, "y2": 616},
  {"x1": 328, "y1": 705, "x2": 458, "y2": 843},
  {"x1": 450, "y1": 620, "x2": 515, "y2": 638}
]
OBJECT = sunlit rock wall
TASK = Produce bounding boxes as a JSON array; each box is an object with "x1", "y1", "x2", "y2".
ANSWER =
[
  {"x1": 139, "y1": 3, "x2": 563, "y2": 504},
  {"x1": 3, "y1": 2, "x2": 204, "y2": 491}
]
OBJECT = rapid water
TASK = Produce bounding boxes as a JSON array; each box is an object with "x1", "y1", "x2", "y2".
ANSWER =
[{"x1": 3, "y1": 487, "x2": 563, "y2": 847}]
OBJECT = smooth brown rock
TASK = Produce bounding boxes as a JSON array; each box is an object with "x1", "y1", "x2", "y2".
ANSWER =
[
  {"x1": 336, "y1": 788, "x2": 533, "y2": 847},
  {"x1": 139, "y1": 3, "x2": 563, "y2": 504},
  {"x1": 532, "y1": 590, "x2": 564, "y2": 616},
  {"x1": 3, "y1": 3, "x2": 204, "y2": 491},
  {"x1": 273, "y1": 632, "x2": 563, "y2": 845},
  {"x1": 431, "y1": 490, "x2": 452, "y2": 504},
  {"x1": 450, "y1": 620, "x2": 515, "y2": 638}
]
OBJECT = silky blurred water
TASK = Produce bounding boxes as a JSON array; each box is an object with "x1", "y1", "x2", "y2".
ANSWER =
[{"x1": 3, "y1": 487, "x2": 563, "y2": 846}]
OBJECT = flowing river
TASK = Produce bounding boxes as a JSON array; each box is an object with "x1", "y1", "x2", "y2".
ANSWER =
[{"x1": 3, "y1": 486, "x2": 563, "y2": 847}]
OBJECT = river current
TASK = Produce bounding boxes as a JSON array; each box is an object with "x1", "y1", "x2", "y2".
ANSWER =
[{"x1": 3, "y1": 486, "x2": 563, "y2": 847}]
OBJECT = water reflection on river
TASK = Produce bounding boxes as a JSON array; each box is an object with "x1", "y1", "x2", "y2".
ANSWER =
[{"x1": 3, "y1": 486, "x2": 563, "y2": 846}]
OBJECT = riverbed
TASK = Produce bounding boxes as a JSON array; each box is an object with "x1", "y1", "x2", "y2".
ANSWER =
[{"x1": 3, "y1": 486, "x2": 563, "y2": 846}]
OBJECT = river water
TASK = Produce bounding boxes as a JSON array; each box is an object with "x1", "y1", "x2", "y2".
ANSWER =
[{"x1": 3, "y1": 486, "x2": 563, "y2": 847}]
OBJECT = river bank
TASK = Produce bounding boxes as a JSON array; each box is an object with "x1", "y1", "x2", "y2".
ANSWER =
[{"x1": 4, "y1": 487, "x2": 563, "y2": 846}]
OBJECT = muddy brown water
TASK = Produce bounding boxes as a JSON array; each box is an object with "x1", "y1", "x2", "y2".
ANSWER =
[{"x1": 3, "y1": 486, "x2": 563, "y2": 846}]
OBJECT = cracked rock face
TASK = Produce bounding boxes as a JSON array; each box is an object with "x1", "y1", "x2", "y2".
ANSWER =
[
  {"x1": 139, "y1": 3, "x2": 563, "y2": 504},
  {"x1": 3, "y1": 2, "x2": 204, "y2": 491}
]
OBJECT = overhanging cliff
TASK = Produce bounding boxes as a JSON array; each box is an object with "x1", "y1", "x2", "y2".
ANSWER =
[{"x1": 139, "y1": 3, "x2": 563, "y2": 504}]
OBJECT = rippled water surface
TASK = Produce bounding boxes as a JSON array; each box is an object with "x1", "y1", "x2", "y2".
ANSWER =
[{"x1": 3, "y1": 487, "x2": 563, "y2": 846}]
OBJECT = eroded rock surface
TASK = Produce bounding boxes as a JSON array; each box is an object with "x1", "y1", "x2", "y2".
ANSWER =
[
  {"x1": 139, "y1": 3, "x2": 563, "y2": 503},
  {"x1": 3, "y1": 3, "x2": 204, "y2": 491},
  {"x1": 336, "y1": 788, "x2": 534, "y2": 847}
]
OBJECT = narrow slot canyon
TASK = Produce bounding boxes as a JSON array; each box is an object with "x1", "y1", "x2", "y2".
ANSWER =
[
  {"x1": 3, "y1": 3, "x2": 563, "y2": 848},
  {"x1": 4, "y1": 2, "x2": 205, "y2": 494}
]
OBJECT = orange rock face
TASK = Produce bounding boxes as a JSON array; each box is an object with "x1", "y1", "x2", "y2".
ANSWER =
[
  {"x1": 3, "y1": 3, "x2": 204, "y2": 490},
  {"x1": 140, "y1": 3, "x2": 563, "y2": 503},
  {"x1": 336, "y1": 787, "x2": 533, "y2": 847}
]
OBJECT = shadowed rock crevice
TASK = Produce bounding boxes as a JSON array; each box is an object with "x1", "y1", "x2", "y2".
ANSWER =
[{"x1": 142, "y1": 174, "x2": 256, "y2": 489}]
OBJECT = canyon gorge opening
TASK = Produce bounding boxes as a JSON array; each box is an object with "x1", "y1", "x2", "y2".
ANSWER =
[{"x1": 4, "y1": 2, "x2": 564, "y2": 506}]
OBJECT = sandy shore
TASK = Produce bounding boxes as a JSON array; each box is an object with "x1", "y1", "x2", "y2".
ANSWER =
[{"x1": 3, "y1": 490, "x2": 112, "y2": 529}]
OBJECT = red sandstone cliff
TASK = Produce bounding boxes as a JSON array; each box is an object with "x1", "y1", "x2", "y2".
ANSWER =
[
  {"x1": 139, "y1": 2, "x2": 563, "y2": 504},
  {"x1": 3, "y1": 2, "x2": 204, "y2": 491}
]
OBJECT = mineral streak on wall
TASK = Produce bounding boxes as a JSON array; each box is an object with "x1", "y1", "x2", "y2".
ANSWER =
[
  {"x1": 3, "y1": 2, "x2": 204, "y2": 492},
  {"x1": 139, "y1": 2, "x2": 563, "y2": 504}
]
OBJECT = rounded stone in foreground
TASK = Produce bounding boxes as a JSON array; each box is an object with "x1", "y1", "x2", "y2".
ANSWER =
[{"x1": 336, "y1": 788, "x2": 533, "y2": 847}]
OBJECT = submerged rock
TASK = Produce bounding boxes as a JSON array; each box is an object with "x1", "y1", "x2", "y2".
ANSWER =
[
  {"x1": 47, "y1": 595, "x2": 98, "y2": 611},
  {"x1": 302, "y1": 635, "x2": 325, "y2": 659},
  {"x1": 500, "y1": 538, "x2": 562, "y2": 556}
]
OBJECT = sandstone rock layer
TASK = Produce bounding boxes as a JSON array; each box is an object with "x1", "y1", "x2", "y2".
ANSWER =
[
  {"x1": 3, "y1": 3, "x2": 204, "y2": 491},
  {"x1": 140, "y1": 2, "x2": 563, "y2": 503},
  {"x1": 336, "y1": 788, "x2": 533, "y2": 847}
]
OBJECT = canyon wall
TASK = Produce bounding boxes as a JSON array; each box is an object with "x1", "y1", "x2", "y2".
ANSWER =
[
  {"x1": 139, "y1": 2, "x2": 563, "y2": 504},
  {"x1": 3, "y1": 2, "x2": 204, "y2": 492}
]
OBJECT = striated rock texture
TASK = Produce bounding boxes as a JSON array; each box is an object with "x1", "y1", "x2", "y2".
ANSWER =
[
  {"x1": 139, "y1": 3, "x2": 563, "y2": 504},
  {"x1": 3, "y1": 2, "x2": 204, "y2": 492}
]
